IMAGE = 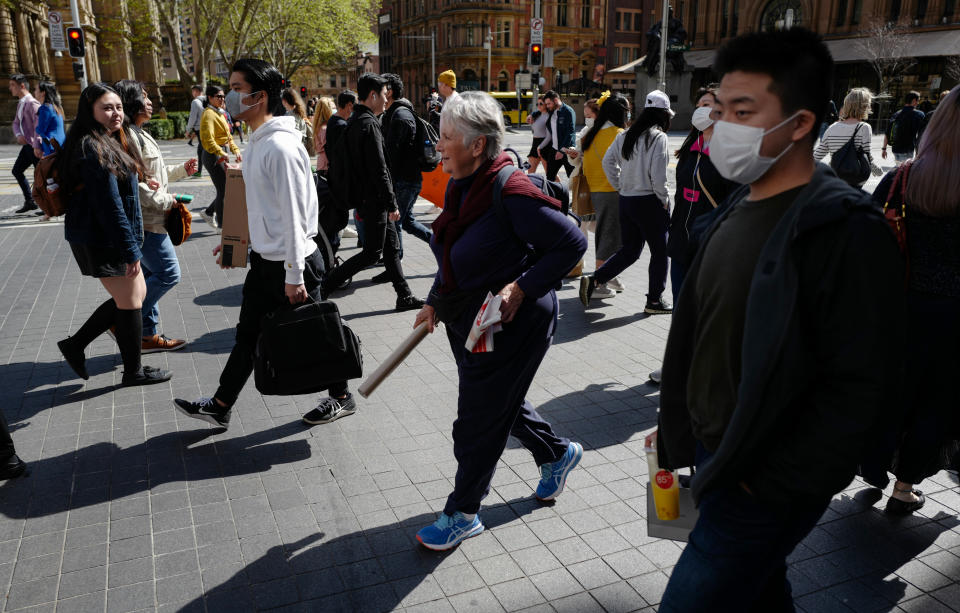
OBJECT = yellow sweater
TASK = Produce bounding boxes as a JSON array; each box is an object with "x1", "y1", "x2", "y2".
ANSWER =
[
  {"x1": 200, "y1": 107, "x2": 238, "y2": 156},
  {"x1": 582, "y1": 125, "x2": 622, "y2": 192}
]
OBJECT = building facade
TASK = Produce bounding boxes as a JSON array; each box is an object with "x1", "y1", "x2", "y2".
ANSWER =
[
  {"x1": 389, "y1": 0, "x2": 608, "y2": 109},
  {"x1": 604, "y1": 0, "x2": 655, "y2": 91},
  {"x1": 2, "y1": 0, "x2": 164, "y2": 136}
]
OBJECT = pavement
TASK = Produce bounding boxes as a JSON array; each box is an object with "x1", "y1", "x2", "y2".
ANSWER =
[{"x1": 0, "y1": 133, "x2": 956, "y2": 613}]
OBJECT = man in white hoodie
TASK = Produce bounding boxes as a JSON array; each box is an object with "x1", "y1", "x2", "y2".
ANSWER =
[{"x1": 174, "y1": 58, "x2": 356, "y2": 428}]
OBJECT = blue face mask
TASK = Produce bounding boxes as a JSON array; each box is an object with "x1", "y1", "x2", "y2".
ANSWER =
[{"x1": 224, "y1": 90, "x2": 262, "y2": 119}]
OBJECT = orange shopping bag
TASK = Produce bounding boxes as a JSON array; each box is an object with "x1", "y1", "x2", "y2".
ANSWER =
[{"x1": 420, "y1": 166, "x2": 450, "y2": 209}]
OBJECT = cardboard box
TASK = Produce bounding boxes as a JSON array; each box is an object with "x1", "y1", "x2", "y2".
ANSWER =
[{"x1": 221, "y1": 165, "x2": 249, "y2": 268}]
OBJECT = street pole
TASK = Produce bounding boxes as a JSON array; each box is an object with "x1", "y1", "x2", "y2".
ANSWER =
[
  {"x1": 487, "y1": 26, "x2": 492, "y2": 92},
  {"x1": 69, "y1": 0, "x2": 87, "y2": 90},
  {"x1": 431, "y1": 30, "x2": 436, "y2": 88},
  {"x1": 658, "y1": 0, "x2": 668, "y2": 93}
]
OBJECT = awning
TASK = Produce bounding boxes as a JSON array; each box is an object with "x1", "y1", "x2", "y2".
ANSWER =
[
  {"x1": 825, "y1": 29, "x2": 960, "y2": 63},
  {"x1": 608, "y1": 57, "x2": 645, "y2": 74}
]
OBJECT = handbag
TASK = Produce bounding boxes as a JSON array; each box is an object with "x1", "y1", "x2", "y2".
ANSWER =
[
  {"x1": 883, "y1": 161, "x2": 911, "y2": 257},
  {"x1": 569, "y1": 171, "x2": 594, "y2": 217},
  {"x1": 164, "y1": 201, "x2": 193, "y2": 246},
  {"x1": 830, "y1": 123, "x2": 871, "y2": 186},
  {"x1": 254, "y1": 298, "x2": 363, "y2": 396}
]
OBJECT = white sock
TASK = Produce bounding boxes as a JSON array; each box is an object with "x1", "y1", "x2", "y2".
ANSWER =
[{"x1": 459, "y1": 512, "x2": 476, "y2": 521}]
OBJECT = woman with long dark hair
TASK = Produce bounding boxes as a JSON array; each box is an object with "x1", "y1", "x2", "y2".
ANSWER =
[
  {"x1": 580, "y1": 90, "x2": 673, "y2": 314},
  {"x1": 55, "y1": 82, "x2": 173, "y2": 387},
  {"x1": 199, "y1": 84, "x2": 241, "y2": 229},
  {"x1": 569, "y1": 92, "x2": 629, "y2": 296},
  {"x1": 33, "y1": 81, "x2": 65, "y2": 158},
  {"x1": 867, "y1": 88, "x2": 960, "y2": 515}
]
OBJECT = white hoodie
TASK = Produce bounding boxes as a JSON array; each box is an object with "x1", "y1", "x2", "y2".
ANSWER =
[{"x1": 243, "y1": 115, "x2": 318, "y2": 285}]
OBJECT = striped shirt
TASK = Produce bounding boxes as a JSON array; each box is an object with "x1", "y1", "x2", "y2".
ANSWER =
[{"x1": 814, "y1": 121, "x2": 876, "y2": 167}]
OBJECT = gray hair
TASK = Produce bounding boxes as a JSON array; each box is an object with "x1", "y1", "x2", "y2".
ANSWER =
[{"x1": 440, "y1": 91, "x2": 504, "y2": 159}]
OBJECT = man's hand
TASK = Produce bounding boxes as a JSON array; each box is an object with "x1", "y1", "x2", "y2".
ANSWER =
[
  {"x1": 33, "y1": 147, "x2": 43, "y2": 159},
  {"x1": 212, "y1": 244, "x2": 232, "y2": 269},
  {"x1": 555, "y1": 151, "x2": 564, "y2": 161},
  {"x1": 126, "y1": 260, "x2": 141, "y2": 279},
  {"x1": 882, "y1": 149, "x2": 888, "y2": 159},
  {"x1": 498, "y1": 281, "x2": 525, "y2": 323},
  {"x1": 147, "y1": 179, "x2": 161, "y2": 190},
  {"x1": 285, "y1": 283, "x2": 308, "y2": 304},
  {"x1": 644, "y1": 430, "x2": 658, "y2": 450},
  {"x1": 567, "y1": 150, "x2": 579, "y2": 160},
  {"x1": 388, "y1": 210, "x2": 401, "y2": 222},
  {"x1": 184, "y1": 158, "x2": 199, "y2": 175},
  {"x1": 414, "y1": 304, "x2": 437, "y2": 333},
  {"x1": 16, "y1": 136, "x2": 26, "y2": 146}
]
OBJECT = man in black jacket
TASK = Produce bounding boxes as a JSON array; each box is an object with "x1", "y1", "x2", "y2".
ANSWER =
[
  {"x1": 322, "y1": 73, "x2": 424, "y2": 312},
  {"x1": 654, "y1": 29, "x2": 904, "y2": 612},
  {"x1": 381, "y1": 73, "x2": 433, "y2": 260},
  {"x1": 882, "y1": 91, "x2": 925, "y2": 164}
]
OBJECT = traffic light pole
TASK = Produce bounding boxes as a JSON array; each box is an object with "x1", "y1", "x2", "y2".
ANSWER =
[{"x1": 69, "y1": 0, "x2": 87, "y2": 89}]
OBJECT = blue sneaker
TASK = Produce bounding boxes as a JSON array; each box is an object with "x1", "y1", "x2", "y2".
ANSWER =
[
  {"x1": 416, "y1": 512, "x2": 484, "y2": 551},
  {"x1": 536, "y1": 442, "x2": 583, "y2": 501}
]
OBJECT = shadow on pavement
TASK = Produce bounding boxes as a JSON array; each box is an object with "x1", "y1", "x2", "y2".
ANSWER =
[
  {"x1": 0, "y1": 356, "x2": 125, "y2": 423},
  {"x1": 193, "y1": 285, "x2": 243, "y2": 307},
  {"x1": 0, "y1": 422, "x2": 312, "y2": 520}
]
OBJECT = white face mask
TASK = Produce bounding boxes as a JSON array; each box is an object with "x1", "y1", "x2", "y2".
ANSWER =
[
  {"x1": 584, "y1": 117, "x2": 595, "y2": 128},
  {"x1": 225, "y1": 90, "x2": 262, "y2": 119},
  {"x1": 691, "y1": 106, "x2": 715, "y2": 132},
  {"x1": 710, "y1": 112, "x2": 800, "y2": 184}
]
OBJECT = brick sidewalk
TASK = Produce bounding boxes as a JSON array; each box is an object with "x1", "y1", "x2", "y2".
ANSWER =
[{"x1": 0, "y1": 163, "x2": 957, "y2": 612}]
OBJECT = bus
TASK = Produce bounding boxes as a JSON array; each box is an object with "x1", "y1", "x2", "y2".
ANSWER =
[{"x1": 489, "y1": 91, "x2": 535, "y2": 126}]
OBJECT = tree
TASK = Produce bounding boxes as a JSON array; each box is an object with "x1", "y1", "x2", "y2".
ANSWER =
[
  {"x1": 150, "y1": 0, "x2": 231, "y2": 90},
  {"x1": 855, "y1": 20, "x2": 916, "y2": 96}
]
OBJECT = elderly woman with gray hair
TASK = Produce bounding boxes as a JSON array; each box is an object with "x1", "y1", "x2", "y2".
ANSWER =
[{"x1": 412, "y1": 92, "x2": 587, "y2": 550}]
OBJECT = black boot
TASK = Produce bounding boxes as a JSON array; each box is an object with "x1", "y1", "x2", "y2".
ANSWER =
[
  {"x1": 115, "y1": 308, "x2": 172, "y2": 386},
  {"x1": 0, "y1": 454, "x2": 27, "y2": 480}
]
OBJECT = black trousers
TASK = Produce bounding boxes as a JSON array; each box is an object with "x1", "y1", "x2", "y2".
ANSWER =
[
  {"x1": 215, "y1": 249, "x2": 348, "y2": 406},
  {"x1": 324, "y1": 208, "x2": 411, "y2": 299},
  {"x1": 541, "y1": 145, "x2": 574, "y2": 182},
  {"x1": 196, "y1": 140, "x2": 204, "y2": 176},
  {"x1": 201, "y1": 150, "x2": 226, "y2": 225},
  {"x1": 0, "y1": 410, "x2": 16, "y2": 460},
  {"x1": 12, "y1": 144, "x2": 38, "y2": 203}
]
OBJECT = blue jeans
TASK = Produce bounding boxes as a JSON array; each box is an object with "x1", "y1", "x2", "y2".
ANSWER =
[
  {"x1": 140, "y1": 231, "x2": 181, "y2": 336},
  {"x1": 393, "y1": 179, "x2": 432, "y2": 258},
  {"x1": 659, "y1": 484, "x2": 827, "y2": 613}
]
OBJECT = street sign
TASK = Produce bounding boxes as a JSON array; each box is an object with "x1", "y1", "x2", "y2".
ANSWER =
[
  {"x1": 516, "y1": 73, "x2": 532, "y2": 89},
  {"x1": 48, "y1": 11, "x2": 67, "y2": 51},
  {"x1": 530, "y1": 18, "x2": 543, "y2": 45}
]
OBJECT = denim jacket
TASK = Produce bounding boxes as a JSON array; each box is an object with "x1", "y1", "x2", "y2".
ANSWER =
[{"x1": 64, "y1": 143, "x2": 143, "y2": 263}]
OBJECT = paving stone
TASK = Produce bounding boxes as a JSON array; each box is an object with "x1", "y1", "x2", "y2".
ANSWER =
[
  {"x1": 590, "y1": 580, "x2": 647, "y2": 613},
  {"x1": 489, "y1": 577, "x2": 547, "y2": 611},
  {"x1": 108, "y1": 557, "x2": 155, "y2": 588},
  {"x1": 448, "y1": 586, "x2": 507, "y2": 613},
  {"x1": 529, "y1": 568, "x2": 584, "y2": 600},
  {"x1": 106, "y1": 581, "x2": 155, "y2": 613},
  {"x1": 471, "y1": 553, "x2": 526, "y2": 585},
  {"x1": 6, "y1": 576, "x2": 59, "y2": 610}
]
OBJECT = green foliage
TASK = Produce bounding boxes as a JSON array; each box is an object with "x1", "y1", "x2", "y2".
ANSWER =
[
  {"x1": 144, "y1": 119, "x2": 174, "y2": 140},
  {"x1": 166, "y1": 112, "x2": 190, "y2": 138}
]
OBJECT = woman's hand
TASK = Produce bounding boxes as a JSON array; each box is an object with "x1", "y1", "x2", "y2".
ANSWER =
[
  {"x1": 498, "y1": 281, "x2": 525, "y2": 323},
  {"x1": 644, "y1": 430, "x2": 658, "y2": 450},
  {"x1": 184, "y1": 158, "x2": 199, "y2": 175},
  {"x1": 235, "y1": 153, "x2": 243, "y2": 163},
  {"x1": 147, "y1": 179, "x2": 160, "y2": 190},
  {"x1": 217, "y1": 155, "x2": 229, "y2": 166},
  {"x1": 414, "y1": 304, "x2": 437, "y2": 333},
  {"x1": 126, "y1": 260, "x2": 141, "y2": 279},
  {"x1": 33, "y1": 147, "x2": 44, "y2": 159},
  {"x1": 567, "y1": 150, "x2": 579, "y2": 160}
]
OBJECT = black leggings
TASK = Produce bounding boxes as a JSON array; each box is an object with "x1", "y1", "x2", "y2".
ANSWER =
[{"x1": 201, "y1": 149, "x2": 227, "y2": 226}]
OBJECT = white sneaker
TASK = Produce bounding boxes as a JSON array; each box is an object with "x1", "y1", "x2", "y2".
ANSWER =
[
  {"x1": 593, "y1": 283, "x2": 616, "y2": 298},
  {"x1": 607, "y1": 277, "x2": 626, "y2": 292},
  {"x1": 199, "y1": 210, "x2": 217, "y2": 228},
  {"x1": 341, "y1": 226, "x2": 358, "y2": 238}
]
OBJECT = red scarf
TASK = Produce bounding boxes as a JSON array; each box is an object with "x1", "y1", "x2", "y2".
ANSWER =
[{"x1": 432, "y1": 153, "x2": 561, "y2": 293}]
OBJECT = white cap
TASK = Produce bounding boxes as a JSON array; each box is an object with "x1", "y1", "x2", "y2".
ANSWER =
[{"x1": 645, "y1": 89, "x2": 675, "y2": 117}]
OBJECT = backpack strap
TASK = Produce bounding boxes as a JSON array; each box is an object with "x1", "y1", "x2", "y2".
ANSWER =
[{"x1": 491, "y1": 165, "x2": 539, "y2": 259}]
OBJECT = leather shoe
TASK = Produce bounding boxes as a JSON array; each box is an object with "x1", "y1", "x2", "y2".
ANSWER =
[
  {"x1": 0, "y1": 454, "x2": 27, "y2": 480},
  {"x1": 885, "y1": 489, "x2": 925, "y2": 515}
]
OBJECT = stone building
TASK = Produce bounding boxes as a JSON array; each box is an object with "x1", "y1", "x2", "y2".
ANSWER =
[
  {"x1": 388, "y1": 0, "x2": 608, "y2": 108},
  {"x1": 1, "y1": 0, "x2": 164, "y2": 139}
]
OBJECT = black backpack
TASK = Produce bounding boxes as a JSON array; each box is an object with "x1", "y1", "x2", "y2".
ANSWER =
[
  {"x1": 414, "y1": 114, "x2": 441, "y2": 172},
  {"x1": 830, "y1": 123, "x2": 871, "y2": 187}
]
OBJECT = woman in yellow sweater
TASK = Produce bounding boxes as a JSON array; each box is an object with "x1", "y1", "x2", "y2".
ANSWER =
[
  {"x1": 569, "y1": 92, "x2": 629, "y2": 296},
  {"x1": 199, "y1": 84, "x2": 241, "y2": 230}
]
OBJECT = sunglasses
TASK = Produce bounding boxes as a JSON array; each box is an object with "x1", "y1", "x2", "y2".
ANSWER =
[{"x1": 213, "y1": 94, "x2": 226, "y2": 99}]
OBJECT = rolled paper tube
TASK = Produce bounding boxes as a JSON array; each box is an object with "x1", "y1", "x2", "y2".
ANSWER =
[{"x1": 357, "y1": 321, "x2": 430, "y2": 398}]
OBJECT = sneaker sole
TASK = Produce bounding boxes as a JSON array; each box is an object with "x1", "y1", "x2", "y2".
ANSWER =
[
  {"x1": 122, "y1": 374, "x2": 173, "y2": 387},
  {"x1": 416, "y1": 522, "x2": 484, "y2": 551},
  {"x1": 536, "y1": 443, "x2": 583, "y2": 501},
  {"x1": 302, "y1": 407, "x2": 357, "y2": 425},
  {"x1": 174, "y1": 402, "x2": 229, "y2": 428},
  {"x1": 644, "y1": 307, "x2": 673, "y2": 314},
  {"x1": 141, "y1": 342, "x2": 188, "y2": 354}
]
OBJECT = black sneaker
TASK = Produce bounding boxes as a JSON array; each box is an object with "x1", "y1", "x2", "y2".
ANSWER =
[
  {"x1": 0, "y1": 454, "x2": 27, "y2": 480},
  {"x1": 370, "y1": 270, "x2": 391, "y2": 284},
  {"x1": 579, "y1": 276, "x2": 595, "y2": 307},
  {"x1": 303, "y1": 394, "x2": 356, "y2": 425},
  {"x1": 396, "y1": 295, "x2": 425, "y2": 312},
  {"x1": 57, "y1": 338, "x2": 89, "y2": 380},
  {"x1": 122, "y1": 365, "x2": 173, "y2": 387},
  {"x1": 644, "y1": 297, "x2": 673, "y2": 314},
  {"x1": 15, "y1": 201, "x2": 38, "y2": 214},
  {"x1": 174, "y1": 397, "x2": 232, "y2": 429}
]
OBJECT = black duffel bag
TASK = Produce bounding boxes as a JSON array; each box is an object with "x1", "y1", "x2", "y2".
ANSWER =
[{"x1": 254, "y1": 299, "x2": 363, "y2": 396}]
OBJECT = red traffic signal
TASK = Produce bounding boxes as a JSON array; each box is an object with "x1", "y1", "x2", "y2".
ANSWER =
[
  {"x1": 530, "y1": 43, "x2": 542, "y2": 66},
  {"x1": 67, "y1": 27, "x2": 85, "y2": 58},
  {"x1": 300, "y1": 86, "x2": 307, "y2": 97}
]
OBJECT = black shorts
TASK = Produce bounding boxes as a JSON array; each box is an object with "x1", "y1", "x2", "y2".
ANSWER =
[
  {"x1": 528, "y1": 137, "x2": 545, "y2": 158},
  {"x1": 70, "y1": 242, "x2": 128, "y2": 278}
]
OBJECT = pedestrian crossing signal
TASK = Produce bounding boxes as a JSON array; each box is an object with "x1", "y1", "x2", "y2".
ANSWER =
[
  {"x1": 300, "y1": 86, "x2": 307, "y2": 98},
  {"x1": 530, "y1": 44, "x2": 542, "y2": 66},
  {"x1": 67, "y1": 27, "x2": 85, "y2": 58}
]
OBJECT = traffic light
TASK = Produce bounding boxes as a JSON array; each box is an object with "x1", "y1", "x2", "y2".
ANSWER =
[
  {"x1": 530, "y1": 43, "x2": 542, "y2": 66},
  {"x1": 300, "y1": 86, "x2": 307, "y2": 98},
  {"x1": 67, "y1": 27, "x2": 85, "y2": 58},
  {"x1": 72, "y1": 62, "x2": 85, "y2": 81}
]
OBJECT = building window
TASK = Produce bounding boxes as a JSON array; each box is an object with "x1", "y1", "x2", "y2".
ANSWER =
[
  {"x1": 690, "y1": 0, "x2": 698, "y2": 40},
  {"x1": 836, "y1": 0, "x2": 848, "y2": 25},
  {"x1": 760, "y1": 0, "x2": 803, "y2": 31},
  {"x1": 504, "y1": 21, "x2": 511, "y2": 47},
  {"x1": 634, "y1": 12, "x2": 642, "y2": 31},
  {"x1": 330, "y1": 75, "x2": 336, "y2": 88},
  {"x1": 731, "y1": 0, "x2": 739, "y2": 33},
  {"x1": 890, "y1": 0, "x2": 901, "y2": 21},
  {"x1": 558, "y1": 0, "x2": 568, "y2": 26},
  {"x1": 720, "y1": 0, "x2": 729, "y2": 36},
  {"x1": 615, "y1": 11, "x2": 621, "y2": 31},
  {"x1": 945, "y1": 0, "x2": 956, "y2": 18},
  {"x1": 341, "y1": 74, "x2": 347, "y2": 87},
  {"x1": 582, "y1": 0, "x2": 590, "y2": 27},
  {"x1": 916, "y1": 0, "x2": 928, "y2": 21},
  {"x1": 852, "y1": 0, "x2": 862, "y2": 23}
]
